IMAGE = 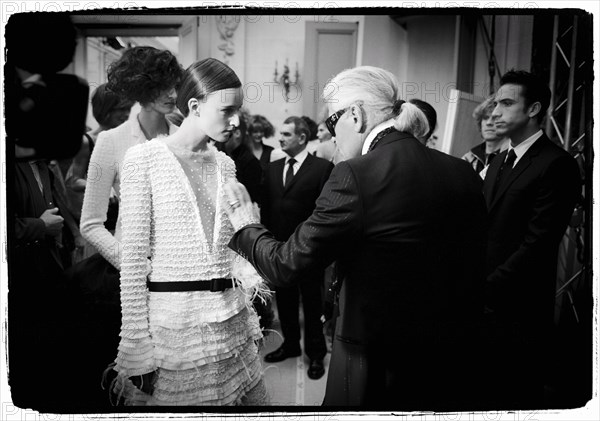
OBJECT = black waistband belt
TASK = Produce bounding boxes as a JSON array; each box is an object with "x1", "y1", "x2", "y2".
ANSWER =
[{"x1": 147, "y1": 278, "x2": 233, "y2": 292}]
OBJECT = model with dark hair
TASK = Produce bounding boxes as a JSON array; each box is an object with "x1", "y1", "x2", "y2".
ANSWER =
[
  {"x1": 80, "y1": 46, "x2": 183, "y2": 270},
  {"x1": 111, "y1": 58, "x2": 269, "y2": 406}
]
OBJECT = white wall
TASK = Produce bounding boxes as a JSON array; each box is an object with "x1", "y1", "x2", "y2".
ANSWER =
[
  {"x1": 361, "y1": 15, "x2": 407, "y2": 81},
  {"x1": 403, "y1": 15, "x2": 457, "y2": 150},
  {"x1": 241, "y1": 15, "x2": 362, "y2": 147}
]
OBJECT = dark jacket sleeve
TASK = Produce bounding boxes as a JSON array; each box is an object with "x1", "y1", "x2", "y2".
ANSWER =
[
  {"x1": 239, "y1": 156, "x2": 263, "y2": 207},
  {"x1": 15, "y1": 216, "x2": 47, "y2": 244},
  {"x1": 229, "y1": 160, "x2": 362, "y2": 287},
  {"x1": 486, "y1": 154, "x2": 580, "y2": 292}
]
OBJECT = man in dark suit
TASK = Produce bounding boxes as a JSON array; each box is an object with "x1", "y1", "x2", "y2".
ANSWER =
[
  {"x1": 224, "y1": 66, "x2": 487, "y2": 409},
  {"x1": 9, "y1": 159, "x2": 75, "y2": 409},
  {"x1": 483, "y1": 70, "x2": 580, "y2": 408},
  {"x1": 261, "y1": 116, "x2": 334, "y2": 380}
]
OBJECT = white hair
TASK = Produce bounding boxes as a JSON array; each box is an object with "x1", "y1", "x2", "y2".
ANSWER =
[
  {"x1": 394, "y1": 101, "x2": 432, "y2": 143},
  {"x1": 325, "y1": 66, "x2": 434, "y2": 142},
  {"x1": 325, "y1": 66, "x2": 399, "y2": 125}
]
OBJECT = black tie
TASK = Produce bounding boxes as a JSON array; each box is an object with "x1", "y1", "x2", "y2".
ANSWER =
[
  {"x1": 284, "y1": 158, "x2": 296, "y2": 188},
  {"x1": 493, "y1": 149, "x2": 517, "y2": 197}
]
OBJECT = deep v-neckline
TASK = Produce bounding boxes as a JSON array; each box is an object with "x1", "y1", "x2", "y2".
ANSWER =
[{"x1": 159, "y1": 140, "x2": 224, "y2": 253}]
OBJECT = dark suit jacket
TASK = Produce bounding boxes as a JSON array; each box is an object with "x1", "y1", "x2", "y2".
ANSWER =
[
  {"x1": 10, "y1": 161, "x2": 74, "y2": 327},
  {"x1": 230, "y1": 131, "x2": 487, "y2": 408},
  {"x1": 228, "y1": 143, "x2": 263, "y2": 207},
  {"x1": 261, "y1": 153, "x2": 333, "y2": 241},
  {"x1": 483, "y1": 134, "x2": 580, "y2": 334}
]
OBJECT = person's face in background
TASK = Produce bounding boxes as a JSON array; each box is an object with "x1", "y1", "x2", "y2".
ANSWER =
[
  {"x1": 279, "y1": 123, "x2": 305, "y2": 157},
  {"x1": 196, "y1": 87, "x2": 243, "y2": 143},
  {"x1": 105, "y1": 106, "x2": 132, "y2": 129},
  {"x1": 148, "y1": 87, "x2": 177, "y2": 115},
  {"x1": 222, "y1": 125, "x2": 244, "y2": 154},
  {"x1": 250, "y1": 124, "x2": 265, "y2": 144},
  {"x1": 480, "y1": 111, "x2": 501, "y2": 143},
  {"x1": 316, "y1": 122, "x2": 332, "y2": 142}
]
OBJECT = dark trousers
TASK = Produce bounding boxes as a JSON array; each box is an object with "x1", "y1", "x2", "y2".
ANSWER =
[{"x1": 276, "y1": 275, "x2": 327, "y2": 361}]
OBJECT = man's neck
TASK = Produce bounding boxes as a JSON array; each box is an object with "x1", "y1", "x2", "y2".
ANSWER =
[
  {"x1": 286, "y1": 147, "x2": 306, "y2": 159},
  {"x1": 510, "y1": 124, "x2": 541, "y2": 147},
  {"x1": 485, "y1": 139, "x2": 504, "y2": 155}
]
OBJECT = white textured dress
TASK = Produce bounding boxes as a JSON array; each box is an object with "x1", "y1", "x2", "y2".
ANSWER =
[{"x1": 113, "y1": 138, "x2": 268, "y2": 406}]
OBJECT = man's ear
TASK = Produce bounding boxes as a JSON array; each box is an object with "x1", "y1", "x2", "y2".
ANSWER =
[
  {"x1": 299, "y1": 133, "x2": 307, "y2": 145},
  {"x1": 351, "y1": 104, "x2": 366, "y2": 133},
  {"x1": 528, "y1": 101, "x2": 542, "y2": 119}
]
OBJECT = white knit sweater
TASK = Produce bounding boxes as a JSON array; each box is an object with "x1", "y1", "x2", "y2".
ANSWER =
[
  {"x1": 80, "y1": 116, "x2": 177, "y2": 269},
  {"x1": 115, "y1": 139, "x2": 265, "y2": 378}
]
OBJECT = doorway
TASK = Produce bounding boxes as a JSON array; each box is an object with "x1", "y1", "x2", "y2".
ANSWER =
[{"x1": 303, "y1": 22, "x2": 358, "y2": 121}]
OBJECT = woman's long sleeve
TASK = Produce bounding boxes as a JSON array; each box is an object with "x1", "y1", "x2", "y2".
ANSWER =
[
  {"x1": 80, "y1": 131, "x2": 121, "y2": 269},
  {"x1": 114, "y1": 145, "x2": 155, "y2": 377}
]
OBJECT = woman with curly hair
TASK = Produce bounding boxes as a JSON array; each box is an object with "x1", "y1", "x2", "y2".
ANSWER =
[
  {"x1": 80, "y1": 46, "x2": 183, "y2": 270},
  {"x1": 245, "y1": 114, "x2": 276, "y2": 171},
  {"x1": 111, "y1": 57, "x2": 269, "y2": 406}
]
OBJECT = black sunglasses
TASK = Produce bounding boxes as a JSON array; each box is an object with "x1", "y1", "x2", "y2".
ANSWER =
[{"x1": 325, "y1": 108, "x2": 348, "y2": 137}]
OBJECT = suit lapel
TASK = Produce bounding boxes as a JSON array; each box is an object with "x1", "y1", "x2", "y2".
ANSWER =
[
  {"x1": 273, "y1": 159, "x2": 286, "y2": 194},
  {"x1": 488, "y1": 136, "x2": 546, "y2": 211},
  {"x1": 284, "y1": 153, "x2": 314, "y2": 193}
]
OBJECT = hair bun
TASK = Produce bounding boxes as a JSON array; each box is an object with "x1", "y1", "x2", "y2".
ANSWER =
[{"x1": 392, "y1": 99, "x2": 405, "y2": 114}]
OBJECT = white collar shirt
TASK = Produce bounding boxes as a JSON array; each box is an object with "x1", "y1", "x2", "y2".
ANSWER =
[
  {"x1": 361, "y1": 119, "x2": 395, "y2": 156},
  {"x1": 283, "y1": 148, "x2": 309, "y2": 184},
  {"x1": 507, "y1": 129, "x2": 543, "y2": 168}
]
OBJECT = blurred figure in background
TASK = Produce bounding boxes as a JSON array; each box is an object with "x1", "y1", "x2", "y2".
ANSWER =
[
  {"x1": 216, "y1": 115, "x2": 263, "y2": 205},
  {"x1": 66, "y1": 83, "x2": 133, "y2": 262},
  {"x1": 315, "y1": 119, "x2": 336, "y2": 162},
  {"x1": 302, "y1": 115, "x2": 319, "y2": 155},
  {"x1": 462, "y1": 95, "x2": 508, "y2": 178},
  {"x1": 246, "y1": 114, "x2": 276, "y2": 172}
]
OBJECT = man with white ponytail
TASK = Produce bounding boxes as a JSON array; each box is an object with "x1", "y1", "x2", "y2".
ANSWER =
[{"x1": 225, "y1": 66, "x2": 487, "y2": 409}]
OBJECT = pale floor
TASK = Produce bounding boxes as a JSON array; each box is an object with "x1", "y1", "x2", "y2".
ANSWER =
[{"x1": 258, "y1": 299, "x2": 332, "y2": 406}]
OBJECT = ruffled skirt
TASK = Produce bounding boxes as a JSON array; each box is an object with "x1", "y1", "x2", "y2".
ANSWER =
[{"x1": 113, "y1": 305, "x2": 268, "y2": 406}]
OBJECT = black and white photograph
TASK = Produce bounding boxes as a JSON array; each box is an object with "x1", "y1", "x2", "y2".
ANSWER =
[{"x1": 0, "y1": 1, "x2": 597, "y2": 418}]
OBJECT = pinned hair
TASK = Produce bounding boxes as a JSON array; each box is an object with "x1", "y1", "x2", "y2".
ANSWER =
[
  {"x1": 393, "y1": 99, "x2": 437, "y2": 143},
  {"x1": 176, "y1": 58, "x2": 241, "y2": 117}
]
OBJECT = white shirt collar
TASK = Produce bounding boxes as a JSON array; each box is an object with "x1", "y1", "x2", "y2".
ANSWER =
[
  {"x1": 286, "y1": 148, "x2": 309, "y2": 166},
  {"x1": 361, "y1": 119, "x2": 395, "y2": 155},
  {"x1": 509, "y1": 129, "x2": 543, "y2": 166}
]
